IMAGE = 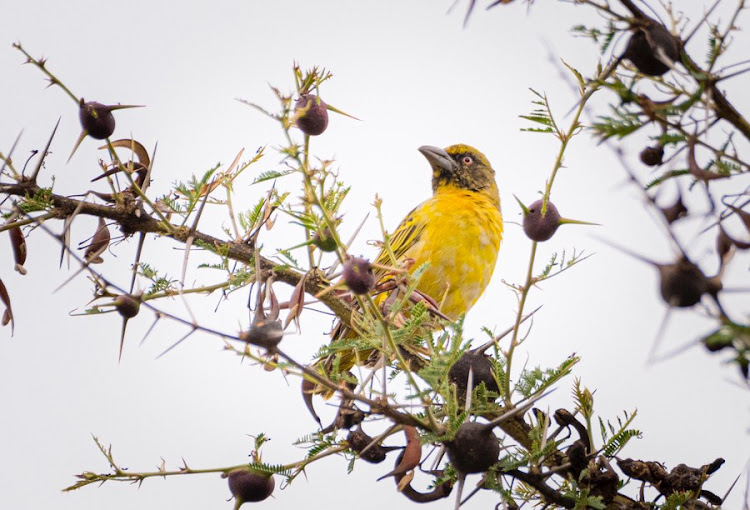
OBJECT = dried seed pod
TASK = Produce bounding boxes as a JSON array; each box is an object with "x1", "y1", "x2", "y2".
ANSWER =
[
  {"x1": 294, "y1": 94, "x2": 328, "y2": 136},
  {"x1": 623, "y1": 23, "x2": 679, "y2": 76},
  {"x1": 444, "y1": 421, "x2": 499, "y2": 474},
  {"x1": 240, "y1": 319, "x2": 284, "y2": 349},
  {"x1": 640, "y1": 145, "x2": 664, "y2": 166},
  {"x1": 227, "y1": 469, "x2": 275, "y2": 506},
  {"x1": 377, "y1": 426, "x2": 421, "y2": 480},
  {"x1": 9, "y1": 226, "x2": 27, "y2": 274},
  {"x1": 0, "y1": 278, "x2": 13, "y2": 331},
  {"x1": 84, "y1": 218, "x2": 110, "y2": 264},
  {"x1": 343, "y1": 257, "x2": 375, "y2": 295},
  {"x1": 347, "y1": 428, "x2": 388, "y2": 464},
  {"x1": 301, "y1": 378, "x2": 322, "y2": 425}
]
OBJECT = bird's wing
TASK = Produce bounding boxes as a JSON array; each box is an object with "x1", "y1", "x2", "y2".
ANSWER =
[{"x1": 373, "y1": 205, "x2": 426, "y2": 278}]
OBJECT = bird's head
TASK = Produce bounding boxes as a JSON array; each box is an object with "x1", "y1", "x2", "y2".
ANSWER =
[{"x1": 418, "y1": 144, "x2": 499, "y2": 204}]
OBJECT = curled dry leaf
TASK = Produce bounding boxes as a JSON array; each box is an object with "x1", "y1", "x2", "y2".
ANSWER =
[
  {"x1": 9, "y1": 226, "x2": 27, "y2": 274},
  {"x1": 283, "y1": 270, "x2": 308, "y2": 331},
  {"x1": 93, "y1": 139, "x2": 150, "y2": 191},
  {"x1": 84, "y1": 218, "x2": 110, "y2": 264},
  {"x1": 264, "y1": 279, "x2": 280, "y2": 321},
  {"x1": 397, "y1": 470, "x2": 453, "y2": 503},
  {"x1": 726, "y1": 204, "x2": 750, "y2": 234},
  {"x1": 377, "y1": 426, "x2": 421, "y2": 481},
  {"x1": 107, "y1": 139, "x2": 150, "y2": 169},
  {"x1": 301, "y1": 378, "x2": 322, "y2": 426},
  {"x1": 0, "y1": 278, "x2": 13, "y2": 333}
]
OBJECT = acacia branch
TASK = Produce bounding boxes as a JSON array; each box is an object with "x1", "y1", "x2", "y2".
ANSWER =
[{"x1": 0, "y1": 179, "x2": 352, "y2": 323}]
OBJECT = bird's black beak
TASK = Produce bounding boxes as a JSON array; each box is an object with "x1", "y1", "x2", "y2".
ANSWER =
[{"x1": 418, "y1": 145, "x2": 457, "y2": 175}]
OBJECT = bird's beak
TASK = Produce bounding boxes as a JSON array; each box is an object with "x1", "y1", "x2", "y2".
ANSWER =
[{"x1": 418, "y1": 145, "x2": 456, "y2": 174}]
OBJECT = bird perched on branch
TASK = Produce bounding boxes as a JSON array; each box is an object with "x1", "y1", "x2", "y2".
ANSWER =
[
  {"x1": 302, "y1": 144, "x2": 503, "y2": 428},
  {"x1": 306, "y1": 144, "x2": 503, "y2": 414}
]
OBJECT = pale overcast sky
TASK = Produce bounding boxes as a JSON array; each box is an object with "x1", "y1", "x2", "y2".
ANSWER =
[{"x1": 1, "y1": 1, "x2": 749, "y2": 509}]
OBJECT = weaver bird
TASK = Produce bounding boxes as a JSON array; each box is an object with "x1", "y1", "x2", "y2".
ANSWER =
[{"x1": 321, "y1": 144, "x2": 503, "y2": 374}]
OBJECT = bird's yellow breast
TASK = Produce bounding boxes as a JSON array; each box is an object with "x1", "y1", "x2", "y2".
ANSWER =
[{"x1": 403, "y1": 186, "x2": 503, "y2": 319}]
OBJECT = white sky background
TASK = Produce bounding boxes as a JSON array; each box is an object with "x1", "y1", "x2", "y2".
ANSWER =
[{"x1": 1, "y1": 1, "x2": 749, "y2": 509}]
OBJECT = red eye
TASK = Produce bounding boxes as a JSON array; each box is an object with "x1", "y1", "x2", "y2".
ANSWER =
[{"x1": 462, "y1": 156, "x2": 473, "y2": 165}]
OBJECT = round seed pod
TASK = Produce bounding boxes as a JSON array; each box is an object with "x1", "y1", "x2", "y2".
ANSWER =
[
  {"x1": 79, "y1": 101, "x2": 115, "y2": 139},
  {"x1": 523, "y1": 200, "x2": 561, "y2": 242},
  {"x1": 240, "y1": 319, "x2": 284, "y2": 349},
  {"x1": 444, "y1": 421, "x2": 499, "y2": 474},
  {"x1": 658, "y1": 259, "x2": 709, "y2": 307},
  {"x1": 312, "y1": 227, "x2": 337, "y2": 252},
  {"x1": 640, "y1": 145, "x2": 664, "y2": 166},
  {"x1": 294, "y1": 94, "x2": 329, "y2": 136},
  {"x1": 623, "y1": 23, "x2": 679, "y2": 76},
  {"x1": 227, "y1": 469, "x2": 275, "y2": 504},
  {"x1": 114, "y1": 294, "x2": 140, "y2": 319},
  {"x1": 448, "y1": 350, "x2": 499, "y2": 400},
  {"x1": 343, "y1": 257, "x2": 375, "y2": 295}
]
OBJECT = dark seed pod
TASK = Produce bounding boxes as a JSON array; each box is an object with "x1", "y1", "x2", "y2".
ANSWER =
[
  {"x1": 114, "y1": 294, "x2": 140, "y2": 319},
  {"x1": 347, "y1": 428, "x2": 388, "y2": 464},
  {"x1": 658, "y1": 258, "x2": 710, "y2": 307},
  {"x1": 227, "y1": 469, "x2": 275, "y2": 504},
  {"x1": 79, "y1": 101, "x2": 116, "y2": 139},
  {"x1": 312, "y1": 227, "x2": 337, "y2": 252},
  {"x1": 623, "y1": 23, "x2": 679, "y2": 76},
  {"x1": 448, "y1": 350, "x2": 499, "y2": 400},
  {"x1": 640, "y1": 145, "x2": 664, "y2": 166},
  {"x1": 240, "y1": 319, "x2": 283, "y2": 349},
  {"x1": 523, "y1": 200, "x2": 561, "y2": 242},
  {"x1": 343, "y1": 257, "x2": 375, "y2": 295},
  {"x1": 294, "y1": 94, "x2": 329, "y2": 136},
  {"x1": 444, "y1": 421, "x2": 499, "y2": 474}
]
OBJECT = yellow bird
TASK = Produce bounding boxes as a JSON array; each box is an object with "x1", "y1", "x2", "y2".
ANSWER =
[
  {"x1": 377, "y1": 144, "x2": 503, "y2": 319},
  {"x1": 325, "y1": 144, "x2": 503, "y2": 369}
]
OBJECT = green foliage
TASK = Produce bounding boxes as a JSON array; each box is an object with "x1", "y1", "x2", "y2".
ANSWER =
[
  {"x1": 516, "y1": 356, "x2": 579, "y2": 398},
  {"x1": 19, "y1": 186, "x2": 54, "y2": 212},
  {"x1": 245, "y1": 461, "x2": 292, "y2": 478},
  {"x1": 571, "y1": 21, "x2": 618, "y2": 54},
  {"x1": 520, "y1": 89, "x2": 557, "y2": 135},
  {"x1": 661, "y1": 491, "x2": 696, "y2": 510},
  {"x1": 592, "y1": 107, "x2": 643, "y2": 140},
  {"x1": 644, "y1": 169, "x2": 691, "y2": 189},
  {"x1": 139, "y1": 262, "x2": 177, "y2": 296},
  {"x1": 252, "y1": 169, "x2": 294, "y2": 184}
]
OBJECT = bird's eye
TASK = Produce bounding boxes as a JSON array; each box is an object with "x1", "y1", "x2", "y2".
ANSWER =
[{"x1": 462, "y1": 156, "x2": 473, "y2": 165}]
